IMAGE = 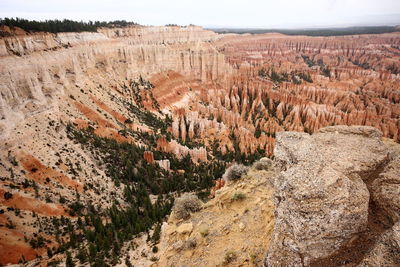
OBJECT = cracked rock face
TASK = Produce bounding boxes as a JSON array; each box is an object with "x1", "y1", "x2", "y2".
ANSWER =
[
  {"x1": 371, "y1": 157, "x2": 400, "y2": 224},
  {"x1": 266, "y1": 126, "x2": 391, "y2": 266}
]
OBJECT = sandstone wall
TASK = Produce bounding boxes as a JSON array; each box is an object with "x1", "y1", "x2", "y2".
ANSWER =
[{"x1": 0, "y1": 26, "x2": 232, "y2": 140}]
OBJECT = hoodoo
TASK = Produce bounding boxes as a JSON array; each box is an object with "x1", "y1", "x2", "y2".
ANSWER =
[{"x1": 0, "y1": 13, "x2": 399, "y2": 267}]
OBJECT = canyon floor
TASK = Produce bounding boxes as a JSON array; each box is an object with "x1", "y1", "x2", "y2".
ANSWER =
[{"x1": 0, "y1": 25, "x2": 399, "y2": 266}]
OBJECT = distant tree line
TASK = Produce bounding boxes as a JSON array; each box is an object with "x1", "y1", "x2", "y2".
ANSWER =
[
  {"x1": 0, "y1": 17, "x2": 139, "y2": 33},
  {"x1": 209, "y1": 26, "x2": 400, "y2": 37},
  {"x1": 258, "y1": 67, "x2": 314, "y2": 84}
]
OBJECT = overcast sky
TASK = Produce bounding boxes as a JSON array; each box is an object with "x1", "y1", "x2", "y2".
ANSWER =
[{"x1": 1, "y1": 0, "x2": 400, "y2": 28}]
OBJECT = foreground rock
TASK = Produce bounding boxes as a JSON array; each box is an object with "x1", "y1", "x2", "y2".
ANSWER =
[
  {"x1": 358, "y1": 222, "x2": 400, "y2": 267},
  {"x1": 266, "y1": 126, "x2": 397, "y2": 266},
  {"x1": 371, "y1": 157, "x2": 400, "y2": 224}
]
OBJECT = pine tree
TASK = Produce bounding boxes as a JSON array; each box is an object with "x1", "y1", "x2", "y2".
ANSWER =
[
  {"x1": 66, "y1": 251, "x2": 75, "y2": 267},
  {"x1": 89, "y1": 243, "x2": 97, "y2": 261},
  {"x1": 77, "y1": 247, "x2": 88, "y2": 263},
  {"x1": 151, "y1": 224, "x2": 161, "y2": 243},
  {"x1": 125, "y1": 255, "x2": 133, "y2": 267},
  {"x1": 254, "y1": 124, "x2": 261, "y2": 138}
]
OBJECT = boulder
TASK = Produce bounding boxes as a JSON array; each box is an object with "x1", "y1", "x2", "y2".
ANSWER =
[{"x1": 266, "y1": 126, "x2": 391, "y2": 266}]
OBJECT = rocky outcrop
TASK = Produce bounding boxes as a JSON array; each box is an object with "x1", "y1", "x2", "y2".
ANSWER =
[
  {"x1": 265, "y1": 126, "x2": 398, "y2": 266},
  {"x1": 156, "y1": 159, "x2": 171, "y2": 171},
  {"x1": 98, "y1": 25, "x2": 219, "y2": 43},
  {"x1": 370, "y1": 157, "x2": 400, "y2": 223},
  {"x1": 155, "y1": 126, "x2": 399, "y2": 267},
  {"x1": 157, "y1": 137, "x2": 208, "y2": 163}
]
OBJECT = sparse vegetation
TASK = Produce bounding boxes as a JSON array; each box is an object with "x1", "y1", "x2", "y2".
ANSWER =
[
  {"x1": 3, "y1": 191, "x2": 13, "y2": 200},
  {"x1": 224, "y1": 250, "x2": 237, "y2": 264},
  {"x1": 258, "y1": 67, "x2": 313, "y2": 84},
  {"x1": 6, "y1": 220, "x2": 16, "y2": 229},
  {"x1": 65, "y1": 251, "x2": 75, "y2": 267},
  {"x1": 250, "y1": 254, "x2": 257, "y2": 264},
  {"x1": 252, "y1": 158, "x2": 273, "y2": 171},
  {"x1": 8, "y1": 151, "x2": 18, "y2": 166},
  {"x1": 199, "y1": 225, "x2": 209, "y2": 237},
  {"x1": 172, "y1": 194, "x2": 203, "y2": 220},
  {"x1": 59, "y1": 195, "x2": 67, "y2": 204},
  {"x1": 184, "y1": 238, "x2": 197, "y2": 249},
  {"x1": 29, "y1": 235, "x2": 46, "y2": 249},
  {"x1": 222, "y1": 164, "x2": 248, "y2": 182},
  {"x1": 61, "y1": 123, "x2": 227, "y2": 264},
  {"x1": 231, "y1": 191, "x2": 245, "y2": 201},
  {"x1": 321, "y1": 67, "x2": 331, "y2": 78}
]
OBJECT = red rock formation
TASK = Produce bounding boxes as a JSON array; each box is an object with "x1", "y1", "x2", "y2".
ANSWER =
[
  {"x1": 1, "y1": 26, "x2": 399, "y2": 266},
  {"x1": 143, "y1": 151, "x2": 155, "y2": 164},
  {"x1": 151, "y1": 32, "x2": 400, "y2": 160},
  {"x1": 157, "y1": 137, "x2": 171, "y2": 152},
  {"x1": 156, "y1": 137, "x2": 207, "y2": 163}
]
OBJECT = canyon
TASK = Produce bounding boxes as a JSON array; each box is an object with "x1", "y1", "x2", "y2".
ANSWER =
[{"x1": 0, "y1": 24, "x2": 399, "y2": 266}]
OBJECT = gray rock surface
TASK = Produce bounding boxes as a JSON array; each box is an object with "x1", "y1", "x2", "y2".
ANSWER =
[
  {"x1": 371, "y1": 157, "x2": 400, "y2": 223},
  {"x1": 358, "y1": 222, "x2": 400, "y2": 267},
  {"x1": 266, "y1": 126, "x2": 392, "y2": 266}
]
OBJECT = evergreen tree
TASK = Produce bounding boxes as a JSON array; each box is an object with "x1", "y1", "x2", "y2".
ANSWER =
[
  {"x1": 0, "y1": 18, "x2": 139, "y2": 33},
  {"x1": 47, "y1": 247, "x2": 53, "y2": 258},
  {"x1": 151, "y1": 224, "x2": 162, "y2": 243},
  {"x1": 254, "y1": 124, "x2": 262, "y2": 138},
  {"x1": 125, "y1": 255, "x2": 133, "y2": 267},
  {"x1": 77, "y1": 247, "x2": 88, "y2": 264},
  {"x1": 66, "y1": 251, "x2": 75, "y2": 267}
]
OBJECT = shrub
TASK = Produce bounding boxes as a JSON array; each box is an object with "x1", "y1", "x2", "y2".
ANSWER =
[
  {"x1": 184, "y1": 238, "x2": 197, "y2": 249},
  {"x1": 231, "y1": 191, "x2": 245, "y2": 201},
  {"x1": 4, "y1": 191, "x2": 13, "y2": 200},
  {"x1": 252, "y1": 158, "x2": 273, "y2": 171},
  {"x1": 59, "y1": 195, "x2": 66, "y2": 204},
  {"x1": 224, "y1": 250, "x2": 237, "y2": 264},
  {"x1": 172, "y1": 194, "x2": 202, "y2": 220},
  {"x1": 198, "y1": 225, "x2": 209, "y2": 237},
  {"x1": 222, "y1": 164, "x2": 248, "y2": 182}
]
